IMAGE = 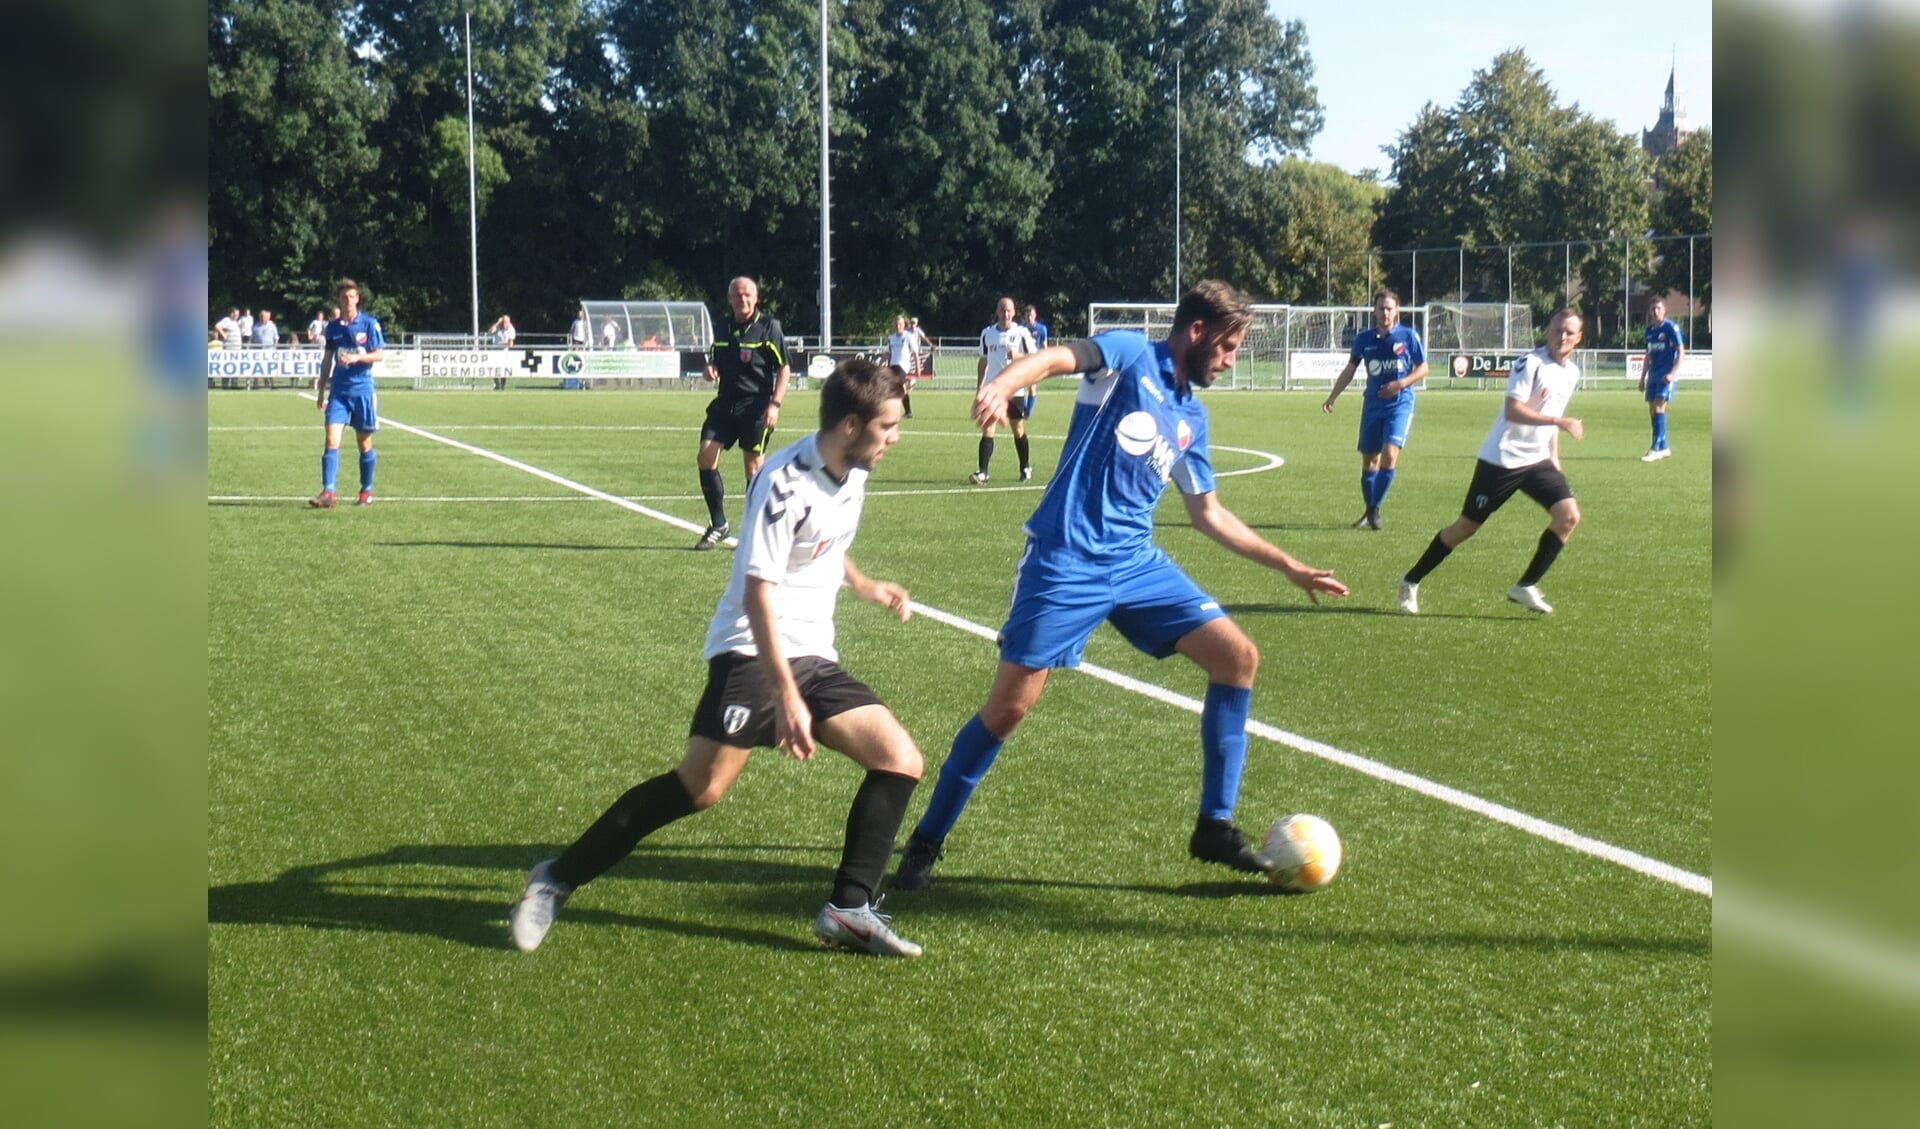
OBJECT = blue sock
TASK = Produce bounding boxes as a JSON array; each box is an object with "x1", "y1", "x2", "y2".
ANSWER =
[
  {"x1": 1199, "y1": 683, "x2": 1252, "y2": 821},
  {"x1": 359, "y1": 449, "x2": 376, "y2": 492},
  {"x1": 1653, "y1": 413, "x2": 1668, "y2": 451},
  {"x1": 1374, "y1": 467, "x2": 1397, "y2": 508},
  {"x1": 321, "y1": 448, "x2": 339, "y2": 492},
  {"x1": 1360, "y1": 470, "x2": 1379, "y2": 509},
  {"x1": 914, "y1": 715, "x2": 1005, "y2": 842}
]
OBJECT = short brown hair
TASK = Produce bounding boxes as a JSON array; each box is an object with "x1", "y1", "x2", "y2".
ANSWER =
[
  {"x1": 334, "y1": 277, "x2": 360, "y2": 297},
  {"x1": 819, "y1": 358, "x2": 907, "y2": 430},
  {"x1": 1170, "y1": 280, "x2": 1253, "y2": 339}
]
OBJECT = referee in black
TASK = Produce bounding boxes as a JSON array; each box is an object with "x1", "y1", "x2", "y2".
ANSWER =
[{"x1": 695, "y1": 276, "x2": 792, "y2": 550}]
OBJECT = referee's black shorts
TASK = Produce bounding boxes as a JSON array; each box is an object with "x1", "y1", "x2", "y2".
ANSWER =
[
  {"x1": 701, "y1": 396, "x2": 775, "y2": 454},
  {"x1": 1460, "y1": 458, "x2": 1573, "y2": 523}
]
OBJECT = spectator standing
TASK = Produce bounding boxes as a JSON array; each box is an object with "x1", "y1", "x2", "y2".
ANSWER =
[
  {"x1": 307, "y1": 309, "x2": 327, "y2": 348},
  {"x1": 488, "y1": 314, "x2": 517, "y2": 390},
  {"x1": 214, "y1": 308, "x2": 243, "y2": 349},
  {"x1": 237, "y1": 308, "x2": 253, "y2": 345}
]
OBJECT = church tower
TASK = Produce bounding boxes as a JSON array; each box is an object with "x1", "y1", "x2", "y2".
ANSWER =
[{"x1": 1641, "y1": 57, "x2": 1692, "y2": 159}]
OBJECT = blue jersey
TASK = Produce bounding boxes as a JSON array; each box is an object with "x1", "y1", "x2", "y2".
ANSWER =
[
  {"x1": 1348, "y1": 325, "x2": 1425, "y2": 413},
  {"x1": 1025, "y1": 319, "x2": 1051, "y2": 350},
  {"x1": 1644, "y1": 319, "x2": 1684, "y2": 379},
  {"x1": 323, "y1": 312, "x2": 385, "y2": 393},
  {"x1": 1022, "y1": 331, "x2": 1214, "y2": 563}
]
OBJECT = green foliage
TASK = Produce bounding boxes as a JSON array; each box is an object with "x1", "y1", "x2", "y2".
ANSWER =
[
  {"x1": 209, "y1": 385, "x2": 1711, "y2": 1128},
  {"x1": 1375, "y1": 51, "x2": 1651, "y2": 334},
  {"x1": 1648, "y1": 129, "x2": 1713, "y2": 315}
]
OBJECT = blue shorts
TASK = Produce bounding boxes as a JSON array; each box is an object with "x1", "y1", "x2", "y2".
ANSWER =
[
  {"x1": 1358, "y1": 402, "x2": 1413, "y2": 453},
  {"x1": 997, "y1": 542, "x2": 1226, "y2": 669},
  {"x1": 1645, "y1": 376, "x2": 1675, "y2": 403},
  {"x1": 325, "y1": 386, "x2": 379, "y2": 433}
]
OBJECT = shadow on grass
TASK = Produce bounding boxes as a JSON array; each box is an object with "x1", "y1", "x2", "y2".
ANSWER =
[
  {"x1": 207, "y1": 842, "x2": 834, "y2": 953},
  {"x1": 1222, "y1": 602, "x2": 1509, "y2": 621},
  {"x1": 374, "y1": 540, "x2": 691, "y2": 553},
  {"x1": 208, "y1": 843, "x2": 1710, "y2": 959}
]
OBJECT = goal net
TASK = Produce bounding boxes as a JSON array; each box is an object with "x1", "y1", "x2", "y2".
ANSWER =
[{"x1": 1086, "y1": 302, "x2": 1530, "y2": 389}]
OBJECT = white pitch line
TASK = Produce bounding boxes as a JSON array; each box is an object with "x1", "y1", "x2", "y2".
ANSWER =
[
  {"x1": 271, "y1": 397, "x2": 1708, "y2": 898},
  {"x1": 905, "y1": 604, "x2": 1711, "y2": 897}
]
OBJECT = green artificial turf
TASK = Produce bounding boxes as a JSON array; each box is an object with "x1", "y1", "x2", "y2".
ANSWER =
[{"x1": 210, "y1": 383, "x2": 1710, "y2": 1127}]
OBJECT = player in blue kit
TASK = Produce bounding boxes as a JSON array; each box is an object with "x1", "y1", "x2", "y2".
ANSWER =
[
  {"x1": 1638, "y1": 297, "x2": 1686, "y2": 462},
  {"x1": 310, "y1": 278, "x2": 386, "y2": 508},
  {"x1": 893, "y1": 281, "x2": 1350, "y2": 890},
  {"x1": 1321, "y1": 290, "x2": 1427, "y2": 530}
]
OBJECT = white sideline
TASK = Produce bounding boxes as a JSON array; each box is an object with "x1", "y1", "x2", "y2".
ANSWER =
[{"x1": 302, "y1": 397, "x2": 1711, "y2": 898}]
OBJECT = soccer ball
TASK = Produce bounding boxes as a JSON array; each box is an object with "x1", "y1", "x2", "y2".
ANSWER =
[{"x1": 1261, "y1": 814, "x2": 1342, "y2": 892}]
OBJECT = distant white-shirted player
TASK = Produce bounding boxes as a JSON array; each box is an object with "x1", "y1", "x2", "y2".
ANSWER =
[
  {"x1": 1396, "y1": 307, "x2": 1587, "y2": 616},
  {"x1": 970, "y1": 297, "x2": 1038, "y2": 483}
]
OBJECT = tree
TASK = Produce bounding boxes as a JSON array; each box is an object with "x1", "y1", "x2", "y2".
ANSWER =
[
  {"x1": 1647, "y1": 129, "x2": 1712, "y2": 316},
  {"x1": 1244, "y1": 159, "x2": 1383, "y2": 304},
  {"x1": 208, "y1": 0, "x2": 386, "y2": 318},
  {"x1": 1374, "y1": 50, "x2": 1650, "y2": 335}
]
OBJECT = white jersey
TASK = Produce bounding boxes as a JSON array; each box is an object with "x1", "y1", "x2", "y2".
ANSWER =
[
  {"x1": 980, "y1": 322, "x2": 1037, "y2": 382},
  {"x1": 1478, "y1": 347, "x2": 1581, "y2": 468},
  {"x1": 886, "y1": 331, "x2": 917, "y2": 371},
  {"x1": 702, "y1": 433, "x2": 867, "y2": 662}
]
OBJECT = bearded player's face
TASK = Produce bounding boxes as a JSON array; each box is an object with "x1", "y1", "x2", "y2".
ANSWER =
[{"x1": 1183, "y1": 325, "x2": 1247, "y2": 388}]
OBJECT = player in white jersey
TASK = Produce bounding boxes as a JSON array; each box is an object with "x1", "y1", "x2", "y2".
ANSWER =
[
  {"x1": 970, "y1": 296, "x2": 1039, "y2": 483},
  {"x1": 884, "y1": 314, "x2": 919, "y2": 418},
  {"x1": 1396, "y1": 308, "x2": 1587, "y2": 616},
  {"x1": 511, "y1": 359, "x2": 929, "y2": 957}
]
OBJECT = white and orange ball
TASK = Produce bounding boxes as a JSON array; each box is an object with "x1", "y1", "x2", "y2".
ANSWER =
[{"x1": 1261, "y1": 814, "x2": 1343, "y2": 892}]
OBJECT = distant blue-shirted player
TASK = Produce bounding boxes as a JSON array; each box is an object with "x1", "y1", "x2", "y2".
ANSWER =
[
  {"x1": 1321, "y1": 290, "x2": 1428, "y2": 530},
  {"x1": 310, "y1": 278, "x2": 386, "y2": 508},
  {"x1": 1638, "y1": 297, "x2": 1686, "y2": 462},
  {"x1": 893, "y1": 281, "x2": 1350, "y2": 890}
]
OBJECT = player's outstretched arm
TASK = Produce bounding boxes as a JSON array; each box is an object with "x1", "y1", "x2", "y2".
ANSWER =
[
  {"x1": 843, "y1": 557, "x2": 911, "y2": 624},
  {"x1": 1181, "y1": 492, "x2": 1350, "y2": 604},
  {"x1": 974, "y1": 344, "x2": 1088, "y2": 428}
]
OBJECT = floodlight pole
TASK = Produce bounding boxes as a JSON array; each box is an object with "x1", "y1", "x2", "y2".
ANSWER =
[
  {"x1": 466, "y1": 12, "x2": 480, "y2": 341},
  {"x1": 818, "y1": 0, "x2": 832, "y2": 351},
  {"x1": 1173, "y1": 48, "x2": 1182, "y2": 300}
]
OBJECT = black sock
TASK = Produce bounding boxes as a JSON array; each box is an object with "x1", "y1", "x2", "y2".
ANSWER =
[
  {"x1": 698, "y1": 469, "x2": 726, "y2": 527},
  {"x1": 551, "y1": 771, "x2": 698, "y2": 888},
  {"x1": 1517, "y1": 528, "x2": 1566, "y2": 587},
  {"x1": 831, "y1": 770, "x2": 919, "y2": 908},
  {"x1": 1014, "y1": 434, "x2": 1031, "y2": 471},
  {"x1": 902, "y1": 392, "x2": 912, "y2": 414},
  {"x1": 1405, "y1": 533, "x2": 1455, "y2": 584},
  {"x1": 978, "y1": 437, "x2": 995, "y2": 475}
]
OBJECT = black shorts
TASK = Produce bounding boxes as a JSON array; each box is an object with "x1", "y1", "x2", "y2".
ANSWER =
[
  {"x1": 1460, "y1": 458, "x2": 1573, "y2": 523},
  {"x1": 689, "y1": 652, "x2": 884, "y2": 747},
  {"x1": 1006, "y1": 395, "x2": 1031, "y2": 423},
  {"x1": 701, "y1": 397, "x2": 775, "y2": 454}
]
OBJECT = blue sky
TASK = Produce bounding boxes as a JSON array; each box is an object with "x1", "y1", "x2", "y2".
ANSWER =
[{"x1": 1277, "y1": 2, "x2": 1714, "y2": 179}]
